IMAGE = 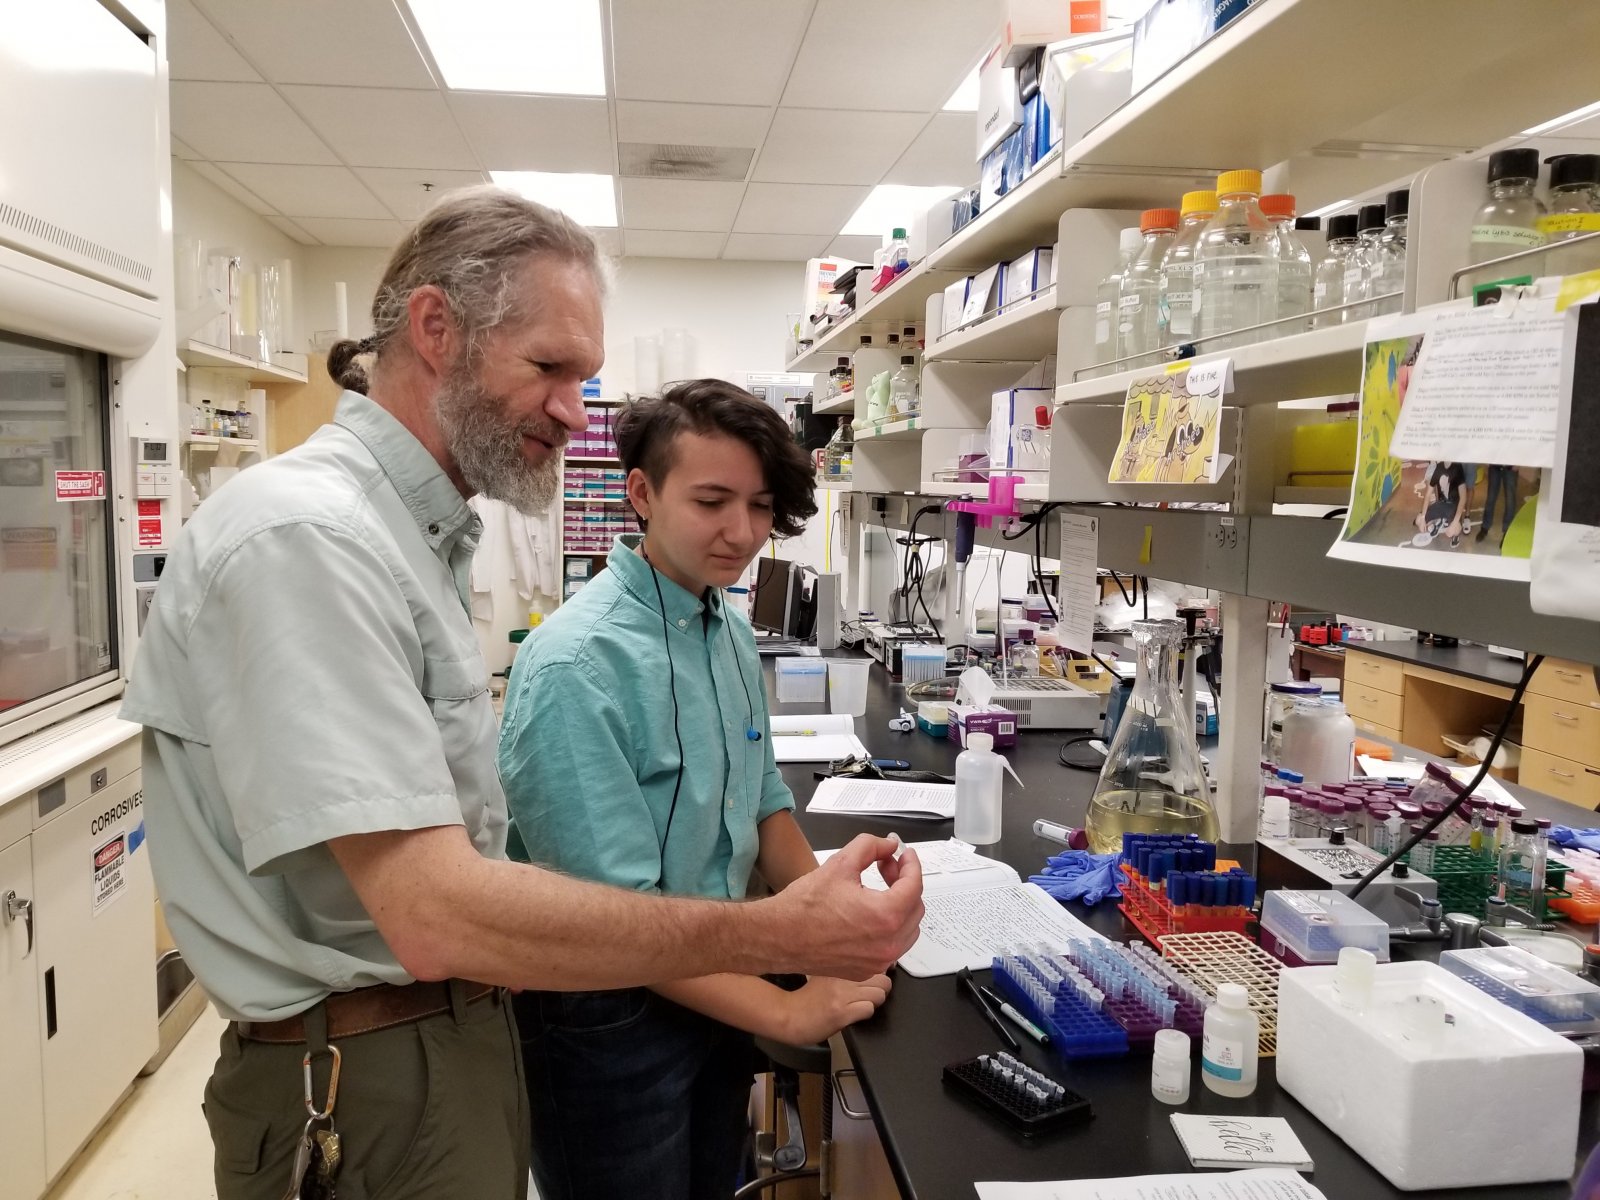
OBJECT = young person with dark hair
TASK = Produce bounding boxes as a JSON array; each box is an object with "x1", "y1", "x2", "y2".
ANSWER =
[{"x1": 497, "y1": 379, "x2": 891, "y2": 1200}]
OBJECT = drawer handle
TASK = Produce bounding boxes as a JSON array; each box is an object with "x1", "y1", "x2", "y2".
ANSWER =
[
  {"x1": 3, "y1": 891, "x2": 32, "y2": 958},
  {"x1": 832, "y1": 1068, "x2": 872, "y2": 1121},
  {"x1": 1550, "y1": 769, "x2": 1576, "y2": 780},
  {"x1": 1554, "y1": 712, "x2": 1581, "y2": 723},
  {"x1": 1556, "y1": 669, "x2": 1583, "y2": 680}
]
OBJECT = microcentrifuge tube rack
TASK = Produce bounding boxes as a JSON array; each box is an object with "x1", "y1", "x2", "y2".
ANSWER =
[{"x1": 1157, "y1": 931, "x2": 1283, "y2": 1057}]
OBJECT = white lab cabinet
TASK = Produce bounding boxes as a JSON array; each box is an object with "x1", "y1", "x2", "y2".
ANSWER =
[{"x1": 0, "y1": 832, "x2": 47, "y2": 1200}]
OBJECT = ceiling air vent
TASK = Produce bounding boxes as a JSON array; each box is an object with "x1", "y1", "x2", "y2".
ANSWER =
[{"x1": 617, "y1": 142, "x2": 754, "y2": 182}]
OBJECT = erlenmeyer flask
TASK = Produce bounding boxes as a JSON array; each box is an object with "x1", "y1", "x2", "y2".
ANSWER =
[{"x1": 1085, "y1": 620, "x2": 1218, "y2": 853}]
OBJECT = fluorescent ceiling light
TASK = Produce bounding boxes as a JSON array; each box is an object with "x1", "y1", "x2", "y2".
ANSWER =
[
  {"x1": 409, "y1": 0, "x2": 605, "y2": 95},
  {"x1": 943, "y1": 66, "x2": 980, "y2": 112},
  {"x1": 842, "y1": 185, "x2": 964, "y2": 237},
  {"x1": 1521, "y1": 100, "x2": 1600, "y2": 137},
  {"x1": 1304, "y1": 197, "x2": 1353, "y2": 220},
  {"x1": 491, "y1": 171, "x2": 617, "y2": 227}
]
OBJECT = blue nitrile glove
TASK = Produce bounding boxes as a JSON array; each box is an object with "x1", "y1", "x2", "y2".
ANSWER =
[
  {"x1": 1029, "y1": 850, "x2": 1123, "y2": 906},
  {"x1": 1552, "y1": 827, "x2": 1600, "y2": 854}
]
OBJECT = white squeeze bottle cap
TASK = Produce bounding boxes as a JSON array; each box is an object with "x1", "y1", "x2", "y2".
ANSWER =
[{"x1": 968, "y1": 732, "x2": 994, "y2": 752}]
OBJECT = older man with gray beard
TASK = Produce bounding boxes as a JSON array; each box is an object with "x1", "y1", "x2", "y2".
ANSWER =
[{"x1": 121, "y1": 187, "x2": 924, "y2": 1200}]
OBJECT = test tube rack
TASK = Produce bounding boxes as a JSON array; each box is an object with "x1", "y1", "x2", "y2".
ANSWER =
[
  {"x1": 1117, "y1": 862, "x2": 1255, "y2": 942},
  {"x1": 1550, "y1": 876, "x2": 1600, "y2": 925},
  {"x1": 1158, "y1": 931, "x2": 1282, "y2": 1057},
  {"x1": 1402, "y1": 845, "x2": 1571, "y2": 921},
  {"x1": 990, "y1": 941, "x2": 1208, "y2": 1062}
]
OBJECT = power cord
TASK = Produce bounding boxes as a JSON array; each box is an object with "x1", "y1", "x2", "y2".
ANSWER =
[{"x1": 1347, "y1": 654, "x2": 1544, "y2": 900}]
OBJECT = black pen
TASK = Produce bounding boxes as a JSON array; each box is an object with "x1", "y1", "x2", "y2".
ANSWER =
[{"x1": 957, "y1": 966, "x2": 1020, "y2": 1052}]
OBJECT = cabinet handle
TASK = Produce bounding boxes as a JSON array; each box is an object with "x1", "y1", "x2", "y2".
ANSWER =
[
  {"x1": 1550, "y1": 768, "x2": 1576, "y2": 780},
  {"x1": 1554, "y1": 712, "x2": 1580, "y2": 724},
  {"x1": 1556, "y1": 669, "x2": 1583, "y2": 680},
  {"x1": 832, "y1": 1068, "x2": 872, "y2": 1120},
  {"x1": 3, "y1": 890, "x2": 32, "y2": 957}
]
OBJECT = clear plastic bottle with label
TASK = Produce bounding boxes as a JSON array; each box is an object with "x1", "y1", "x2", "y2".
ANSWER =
[
  {"x1": 1201, "y1": 982, "x2": 1259, "y2": 1098},
  {"x1": 1095, "y1": 228, "x2": 1143, "y2": 370},
  {"x1": 1540, "y1": 153, "x2": 1600, "y2": 277},
  {"x1": 1159, "y1": 190, "x2": 1217, "y2": 348},
  {"x1": 1195, "y1": 169, "x2": 1280, "y2": 350},
  {"x1": 888, "y1": 356, "x2": 919, "y2": 418},
  {"x1": 1469, "y1": 147, "x2": 1547, "y2": 267},
  {"x1": 1120, "y1": 208, "x2": 1179, "y2": 363},
  {"x1": 1260, "y1": 194, "x2": 1313, "y2": 335},
  {"x1": 1371, "y1": 189, "x2": 1409, "y2": 317},
  {"x1": 1313, "y1": 214, "x2": 1360, "y2": 327}
]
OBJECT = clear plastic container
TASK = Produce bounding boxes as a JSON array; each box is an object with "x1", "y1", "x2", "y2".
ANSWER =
[
  {"x1": 1201, "y1": 982, "x2": 1259, "y2": 1098},
  {"x1": 1159, "y1": 190, "x2": 1217, "y2": 347},
  {"x1": 1095, "y1": 228, "x2": 1144, "y2": 368},
  {"x1": 1313, "y1": 213, "x2": 1361, "y2": 328},
  {"x1": 1345, "y1": 203, "x2": 1387, "y2": 322},
  {"x1": 1540, "y1": 153, "x2": 1600, "y2": 277},
  {"x1": 1120, "y1": 208, "x2": 1179, "y2": 362},
  {"x1": 1469, "y1": 147, "x2": 1547, "y2": 266},
  {"x1": 1085, "y1": 620, "x2": 1218, "y2": 853},
  {"x1": 774, "y1": 658, "x2": 828, "y2": 704},
  {"x1": 1498, "y1": 818, "x2": 1546, "y2": 911},
  {"x1": 1195, "y1": 169, "x2": 1279, "y2": 350},
  {"x1": 1278, "y1": 698, "x2": 1356, "y2": 786},
  {"x1": 1151, "y1": 1028, "x2": 1192, "y2": 1104},
  {"x1": 1260, "y1": 194, "x2": 1312, "y2": 335},
  {"x1": 1010, "y1": 627, "x2": 1041, "y2": 675},
  {"x1": 887, "y1": 227, "x2": 911, "y2": 276},
  {"x1": 1264, "y1": 681, "x2": 1322, "y2": 764},
  {"x1": 888, "y1": 356, "x2": 919, "y2": 417},
  {"x1": 1370, "y1": 188, "x2": 1409, "y2": 317},
  {"x1": 1441, "y1": 945, "x2": 1600, "y2": 1033},
  {"x1": 1260, "y1": 890, "x2": 1392, "y2": 965}
]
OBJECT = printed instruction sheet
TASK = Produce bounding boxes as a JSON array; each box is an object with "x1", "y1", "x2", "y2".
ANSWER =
[{"x1": 975, "y1": 1168, "x2": 1328, "y2": 1200}]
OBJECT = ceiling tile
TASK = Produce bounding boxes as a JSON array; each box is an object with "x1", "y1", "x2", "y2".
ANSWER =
[
  {"x1": 753, "y1": 109, "x2": 926, "y2": 185},
  {"x1": 171, "y1": 136, "x2": 204, "y2": 161},
  {"x1": 825, "y1": 235, "x2": 884, "y2": 263},
  {"x1": 733, "y1": 182, "x2": 870, "y2": 235},
  {"x1": 216, "y1": 164, "x2": 391, "y2": 220},
  {"x1": 266, "y1": 216, "x2": 319, "y2": 245},
  {"x1": 611, "y1": 0, "x2": 813, "y2": 105},
  {"x1": 282, "y1": 87, "x2": 479, "y2": 170},
  {"x1": 448, "y1": 94, "x2": 613, "y2": 173},
  {"x1": 782, "y1": 0, "x2": 995, "y2": 112},
  {"x1": 353, "y1": 168, "x2": 490, "y2": 221},
  {"x1": 882, "y1": 112, "x2": 977, "y2": 188},
  {"x1": 166, "y1": 0, "x2": 260, "y2": 81},
  {"x1": 171, "y1": 82, "x2": 338, "y2": 165},
  {"x1": 190, "y1": 0, "x2": 434, "y2": 88},
  {"x1": 187, "y1": 159, "x2": 277, "y2": 215},
  {"x1": 289, "y1": 218, "x2": 408, "y2": 248},
  {"x1": 623, "y1": 230, "x2": 727, "y2": 259},
  {"x1": 722, "y1": 232, "x2": 829, "y2": 262},
  {"x1": 618, "y1": 179, "x2": 744, "y2": 232},
  {"x1": 615, "y1": 101, "x2": 772, "y2": 149}
]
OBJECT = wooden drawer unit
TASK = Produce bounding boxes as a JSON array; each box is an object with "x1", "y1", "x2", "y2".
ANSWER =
[
  {"x1": 1530, "y1": 658, "x2": 1600, "y2": 707},
  {"x1": 1345, "y1": 681, "x2": 1404, "y2": 732},
  {"x1": 1520, "y1": 747, "x2": 1600, "y2": 810},
  {"x1": 1344, "y1": 651, "x2": 1404, "y2": 696},
  {"x1": 1524, "y1": 693, "x2": 1600, "y2": 767}
]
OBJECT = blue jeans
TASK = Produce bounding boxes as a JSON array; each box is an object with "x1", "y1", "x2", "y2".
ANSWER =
[
  {"x1": 514, "y1": 989, "x2": 761, "y2": 1200},
  {"x1": 1482, "y1": 465, "x2": 1518, "y2": 534}
]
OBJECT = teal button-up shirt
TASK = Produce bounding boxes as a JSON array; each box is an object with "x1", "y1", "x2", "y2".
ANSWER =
[
  {"x1": 498, "y1": 535, "x2": 794, "y2": 900},
  {"x1": 122, "y1": 391, "x2": 504, "y2": 1021}
]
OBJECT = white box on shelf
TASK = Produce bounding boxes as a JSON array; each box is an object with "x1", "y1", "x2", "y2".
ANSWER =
[
  {"x1": 941, "y1": 278, "x2": 972, "y2": 336},
  {"x1": 976, "y1": 45, "x2": 1022, "y2": 160},
  {"x1": 802, "y1": 257, "x2": 854, "y2": 320},
  {"x1": 990, "y1": 387, "x2": 1052, "y2": 473},
  {"x1": 1003, "y1": 246, "x2": 1055, "y2": 311},
  {"x1": 1277, "y1": 960, "x2": 1581, "y2": 1191}
]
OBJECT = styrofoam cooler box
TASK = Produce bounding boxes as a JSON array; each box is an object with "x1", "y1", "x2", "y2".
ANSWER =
[{"x1": 1277, "y1": 960, "x2": 1581, "y2": 1190}]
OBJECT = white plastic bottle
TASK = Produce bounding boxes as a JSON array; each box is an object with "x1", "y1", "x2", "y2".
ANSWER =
[
  {"x1": 1159, "y1": 190, "x2": 1216, "y2": 347},
  {"x1": 1195, "y1": 169, "x2": 1279, "y2": 350},
  {"x1": 1151, "y1": 1028, "x2": 1192, "y2": 1105},
  {"x1": 1201, "y1": 982, "x2": 1259, "y2": 1098},
  {"x1": 954, "y1": 732, "x2": 1004, "y2": 845},
  {"x1": 1095, "y1": 227, "x2": 1143, "y2": 369},
  {"x1": 1119, "y1": 207, "x2": 1179, "y2": 362}
]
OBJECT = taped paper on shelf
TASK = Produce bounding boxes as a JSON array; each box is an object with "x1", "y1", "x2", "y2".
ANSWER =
[
  {"x1": 1531, "y1": 299, "x2": 1600, "y2": 620},
  {"x1": 1108, "y1": 358, "x2": 1230, "y2": 484},
  {"x1": 1056, "y1": 513, "x2": 1099, "y2": 653},
  {"x1": 1329, "y1": 313, "x2": 1539, "y2": 581}
]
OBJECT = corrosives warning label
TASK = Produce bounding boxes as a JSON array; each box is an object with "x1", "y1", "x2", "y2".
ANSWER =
[{"x1": 92, "y1": 834, "x2": 128, "y2": 916}]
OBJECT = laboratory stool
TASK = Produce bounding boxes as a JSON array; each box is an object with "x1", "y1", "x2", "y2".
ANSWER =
[{"x1": 736, "y1": 1037, "x2": 834, "y2": 1197}]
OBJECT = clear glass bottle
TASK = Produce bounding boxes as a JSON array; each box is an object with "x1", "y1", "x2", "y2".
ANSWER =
[
  {"x1": 1159, "y1": 189, "x2": 1217, "y2": 347},
  {"x1": 1345, "y1": 204, "x2": 1387, "y2": 322},
  {"x1": 888, "y1": 355, "x2": 919, "y2": 417},
  {"x1": 1085, "y1": 620, "x2": 1218, "y2": 854},
  {"x1": 1371, "y1": 188, "x2": 1410, "y2": 316},
  {"x1": 1469, "y1": 147, "x2": 1547, "y2": 267},
  {"x1": 1195, "y1": 169, "x2": 1279, "y2": 350},
  {"x1": 1540, "y1": 153, "x2": 1600, "y2": 277},
  {"x1": 1498, "y1": 818, "x2": 1547, "y2": 914},
  {"x1": 1010, "y1": 626, "x2": 1041, "y2": 675},
  {"x1": 1313, "y1": 214, "x2": 1360, "y2": 327},
  {"x1": 1120, "y1": 208, "x2": 1179, "y2": 363},
  {"x1": 828, "y1": 356, "x2": 852, "y2": 401},
  {"x1": 1260, "y1": 194, "x2": 1313, "y2": 336},
  {"x1": 1095, "y1": 227, "x2": 1143, "y2": 369}
]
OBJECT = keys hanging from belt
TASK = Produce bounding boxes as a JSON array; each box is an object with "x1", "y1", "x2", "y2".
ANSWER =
[{"x1": 283, "y1": 1044, "x2": 343, "y2": 1200}]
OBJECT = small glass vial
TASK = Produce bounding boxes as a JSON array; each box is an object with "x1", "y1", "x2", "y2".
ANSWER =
[
  {"x1": 1469, "y1": 147, "x2": 1547, "y2": 266},
  {"x1": 1151, "y1": 1028, "x2": 1192, "y2": 1105},
  {"x1": 1498, "y1": 818, "x2": 1546, "y2": 910},
  {"x1": 1410, "y1": 825, "x2": 1440, "y2": 874},
  {"x1": 1202, "y1": 983, "x2": 1259, "y2": 1098},
  {"x1": 1541, "y1": 153, "x2": 1600, "y2": 277}
]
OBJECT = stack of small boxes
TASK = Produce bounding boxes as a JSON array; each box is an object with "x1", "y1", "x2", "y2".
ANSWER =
[{"x1": 562, "y1": 403, "x2": 631, "y2": 556}]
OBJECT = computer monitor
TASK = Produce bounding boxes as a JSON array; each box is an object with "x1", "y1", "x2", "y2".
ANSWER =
[{"x1": 750, "y1": 557, "x2": 796, "y2": 634}]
